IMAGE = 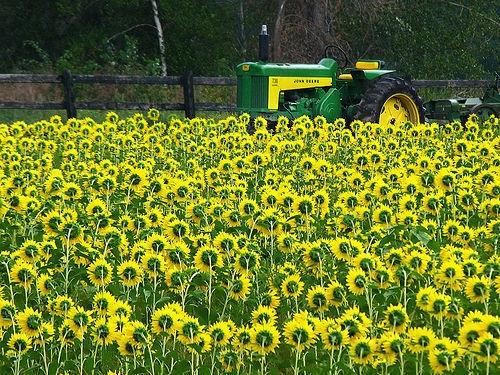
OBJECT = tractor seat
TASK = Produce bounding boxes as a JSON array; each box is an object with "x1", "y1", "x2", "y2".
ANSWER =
[{"x1": 338, "y1": 60, "x2": 385, "y2": 80}]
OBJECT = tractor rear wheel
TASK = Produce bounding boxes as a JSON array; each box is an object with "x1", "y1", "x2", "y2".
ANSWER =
[
  {"x1": 354, "y1": 76, "x2": 424, "y2": 126},
  {"x1": 471, "y1": 104, "x2": 498, "y2": 122}
]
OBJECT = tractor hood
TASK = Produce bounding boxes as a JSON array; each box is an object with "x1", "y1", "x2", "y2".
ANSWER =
[{"x1": 236, "y1": 58, "x2": 338, "y2": 77}]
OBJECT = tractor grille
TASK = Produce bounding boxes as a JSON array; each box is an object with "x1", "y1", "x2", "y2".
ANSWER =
[
  {"x1": 251, "y1": 76, "x2": 268, "y2": 109},
  {"x1": 237, "y1": 76, "x2": 244, "y2": 106}
]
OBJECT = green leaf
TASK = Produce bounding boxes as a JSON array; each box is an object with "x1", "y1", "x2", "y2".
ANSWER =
[{"x1": 129, "y1": 366, "x2": 148, "y2": 374}]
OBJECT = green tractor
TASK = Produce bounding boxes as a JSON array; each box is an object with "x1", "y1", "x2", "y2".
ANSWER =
[{"x1": 236, "y1": 25, "x2": 425, "y2": 127}]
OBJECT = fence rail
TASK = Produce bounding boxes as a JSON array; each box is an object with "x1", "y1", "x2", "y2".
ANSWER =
[{"x1": 0, "y1": 70, "x2": 493, "y2": 119}]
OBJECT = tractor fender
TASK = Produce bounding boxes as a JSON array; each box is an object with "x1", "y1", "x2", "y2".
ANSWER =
[{"x1": 351, "y1": 69, "x2": 396, "y2": 80}]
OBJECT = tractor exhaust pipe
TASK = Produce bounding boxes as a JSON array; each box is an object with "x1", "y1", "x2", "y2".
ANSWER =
[{"x1": 259, "y1": 25, "x2": 269, "y2": 62}]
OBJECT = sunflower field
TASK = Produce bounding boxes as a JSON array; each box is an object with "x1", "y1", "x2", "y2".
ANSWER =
[{"x1": 0, "y1": 110, "x2": 499, "y2": 375}]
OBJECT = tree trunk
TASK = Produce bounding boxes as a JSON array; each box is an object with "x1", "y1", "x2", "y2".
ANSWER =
[
  {"x1": 273, "y1": 0, "x2": 287, "y2": 61},
  {"x1": 236, "y1": 0, "x2": 246, "y2": 58},
  {"x1": 309, "y1": 0, "x2": 329, "y2": 34},
  {"x1": 150, "y1": 0, "x2": 167, "y2": 76}
]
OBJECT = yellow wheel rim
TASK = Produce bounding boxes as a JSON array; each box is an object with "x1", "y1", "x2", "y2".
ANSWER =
[{"x1": 379, "y1": 93, "x2": 420, "y2": 126}]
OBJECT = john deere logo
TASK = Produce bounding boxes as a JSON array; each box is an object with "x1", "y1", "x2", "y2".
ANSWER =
[{"x1": 293, "y1": 79, "x2": 320, "y2": 83}]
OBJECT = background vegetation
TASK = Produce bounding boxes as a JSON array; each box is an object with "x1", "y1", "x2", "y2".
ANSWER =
[
  {"x1": 0, "y1": 0, "x2": 497, "y2": 121},
  {"x1": 0, "y1": 0, "x2": 497, "y2": 78}
]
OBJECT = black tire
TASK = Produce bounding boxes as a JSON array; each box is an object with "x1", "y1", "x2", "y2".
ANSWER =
[
  {"x1": 354, "y1": 76, "x2": 425, "y2": 125},
  {"x1": 471, "y1": 104, "x2": 498, "y2": 121}
]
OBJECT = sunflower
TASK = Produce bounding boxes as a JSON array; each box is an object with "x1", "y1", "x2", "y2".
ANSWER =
[
  {"x1": 85, "y1": 197, "x2": 109, "y2": 218},
  {"x1": 318, "y1": 319, "x2": 346, "y2": 351},
  {"x1": 10, "y1": 261, "x2": 36, "y2": 288},
  {"x1": 214, "y1": 232, "x2": 239, "y2": 255},
  {"x1": 51, "y1": 295, "x2": 75, "y2": 317},
  {"x1": 142, "y1": 251, "x2": 165, "y2": 279},
  {"x1": 331, "y1": 237, "x2": 357, "y2": 261},
  {"x1": 280, "y1": 274, "x2": 304, "y2": 299},
  {"x1": 109, "y1": 299, "x2": 132, "y2": 317},
  {"x1": 123, "y1": 320, "x2": 150, "y2": 348},
  {"x1": 165, "y1": 219, "x2": 190, "y2": 241},
  {"x1": 377, "y1": 331, "x2": 405, "y2": 365},
  {"x1": 465, "y1": 276, "x2": 491, "y2": 303},
  {"x1": 117, "y1": 260, "x2": 143, "y2": 287},
  {"x1": 67, "y1": 306, "x2": 93, "y2": 335},
  {"x1": 372, "y1": 205, "x2": 395, "y2": 226},
  {"x1": 306, "y1": 286, "x2": 329, "y2": 312},
  {"x1": 117, "y1": 335, "x2": 139, "y2": 356},
  {"x1": 151, "y1": 305, "x2": 180, "y2": 335},
  {"x1": 108, "y1": 314, "x2": 130, "y2": 340},
  {"x1": 16, "y1": 307, "x2": 43, "y2": 337},
  {"x1": 175, "y1": 316, "x2": 203, "y2": 345},
  {"x1": 428, "y1": 341, "x2": 461, "y2": 374},
  {"x1": 326, "y1": 281, "x2": 345, "y2": 307},
  {"x1": 428, "y1": 292, "x2": 452, "y2": 319},
  {"x1": 8, "y1": 333, "x2": 31, "y2": 355},
  {"x1": 346, "y1": 268, "x2": 368, "y2": 296},
  {"x1": 459, "y1": 320, "x2": 486, "y2": 348},
  {"x1": 0, "y1": 299, "x2": 16, "y2": 329},
  {"x1": 251, "y1": 323, "x2": 280, "y2": 355},
  {"x1": 92, "y1": 318, "x2": 112, "y2": 346},
  {"x1": 251, "y1": 306, "x2": 277, "y2": 326},
  {"x1": 435, "y1": 261, "x2": 464, "y2": 291},
  {"x1": 219, "y1": 349, "x2": 241, "y2": 373},
  {"x1": 372, "y1": 267, "x2": 394, "y2": 289},
  {"x1": 57, "y1": 215, "x2": 84, "y2": 244},
  {"x1": 292, "y1": 195, "x2": 316, "y2": 217},
  {"x1": 232, "y1": 325, "x2": 253, "y2": 352},
  {"x1": 17, "y1": 240, "x2": 41, "y2": 264},
  {"x1": 436, "y1": 168, "x2": 455, "y2": 192},
  {"x1": 473, "y1": 333, "x2": 499, "y2": 363},
  {"x1": 234, "y1": 249, "x2": 260, "y2": 275},
  {"x1": 194, "y1": 246, "x2": 223, "y2": 273},
  {"x1": 93, "y1": 291, "x2": 116, "y2": 316},
  {"x1": 407, "y1": 327, "x2": 436, "y2": 354},
  {"x1": 283, "y1": 317, "x2": 316, "y2": 352},
  {"x1": 350, "y1": 336, "x2": 376, "y2": 365},
  {"x1": 87, "y1": 258, "x2": 113, "y2": 287},
  {"x1": 384, "y1": 304, "x2": 409, "y2": 333},
  {"x1": 125, "y1": 167, "x2": 148, "y2": 194},
  {"x1": 209, "y1": 321, "x2": 233, "y2": 347},
  {"x1": 36, "y1": 274, "x2": 53, "y2": 296},
  {"x1": 259, "y1": 288, "x2": 280, "y2": 310},
  {"x1": 228, "y1": 274, "x2": 251, "y2": 301}
]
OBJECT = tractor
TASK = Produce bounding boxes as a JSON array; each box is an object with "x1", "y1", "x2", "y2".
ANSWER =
[
  {"x1": 236, "y1": 25, "x2": 425, "y2": 127},
  {"x1": 424, "y1": 72, "x2": 499, "y2": 123}
]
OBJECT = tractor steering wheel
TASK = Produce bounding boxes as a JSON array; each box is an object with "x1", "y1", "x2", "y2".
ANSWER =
[{"x1": 324, "y1": 45, "x2": 350, "y2": 69}]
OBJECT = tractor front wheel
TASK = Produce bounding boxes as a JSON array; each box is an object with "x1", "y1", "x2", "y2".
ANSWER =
[{"x1": 354, "y1": 76, "x2": 424, "y2": 126}]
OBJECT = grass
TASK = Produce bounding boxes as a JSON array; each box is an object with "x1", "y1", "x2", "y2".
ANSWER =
[{"x1": 0, "y1": 109, "x2": 236, "y2": 124}]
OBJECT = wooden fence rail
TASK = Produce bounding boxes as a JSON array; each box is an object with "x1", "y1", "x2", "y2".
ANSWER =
[{"x1": 0, "y1": 70, "x2": 493, "y2": 119}]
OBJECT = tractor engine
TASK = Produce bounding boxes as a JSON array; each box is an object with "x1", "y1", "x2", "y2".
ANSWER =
[{"x1": 236, "y1": 59, "x2": 340, "y2": 120}]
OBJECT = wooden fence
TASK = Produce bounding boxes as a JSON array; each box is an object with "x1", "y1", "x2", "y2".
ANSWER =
[{"x1": 0, "y1": 70, "x2": 493, "y2": 119}]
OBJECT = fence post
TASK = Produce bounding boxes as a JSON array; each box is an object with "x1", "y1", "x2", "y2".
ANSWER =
[
  {"x1": 62, "y1": 70, "x2": 77, "y2": 119},
  {"x1": 182, "y1": 70, "x2": 195, "y2": 119}
]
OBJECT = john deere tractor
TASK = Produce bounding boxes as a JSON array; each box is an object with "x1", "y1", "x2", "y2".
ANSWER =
[{"x1": 236, "y1": 25, "x2": 425, "y2": 126}]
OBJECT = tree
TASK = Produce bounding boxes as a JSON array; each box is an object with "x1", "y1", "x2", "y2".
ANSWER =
[{"x1": 150, "y1": 0, "x2": 167, "y2": 75}]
